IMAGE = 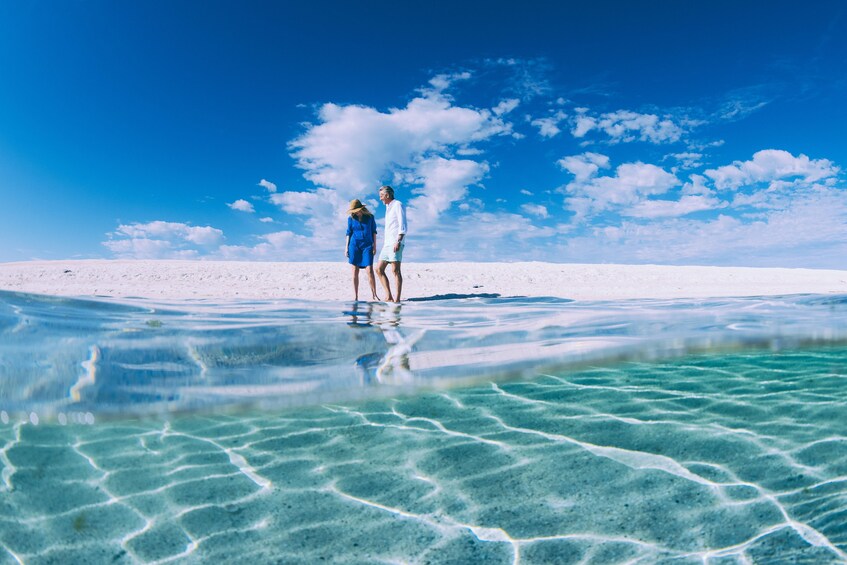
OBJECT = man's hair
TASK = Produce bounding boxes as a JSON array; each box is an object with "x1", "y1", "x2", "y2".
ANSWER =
[{"x1": 379, "y1": 185, "x2": 395, "y2": 198}]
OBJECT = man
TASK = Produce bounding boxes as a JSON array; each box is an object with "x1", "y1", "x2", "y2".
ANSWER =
[{"x1": 376, "y1": 185, "x2": 407, "y2": 302}]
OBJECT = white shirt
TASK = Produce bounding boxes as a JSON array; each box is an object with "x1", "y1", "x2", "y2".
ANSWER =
[{"x1": 383, "y1": 199, "x2": 407, "y2": 246}]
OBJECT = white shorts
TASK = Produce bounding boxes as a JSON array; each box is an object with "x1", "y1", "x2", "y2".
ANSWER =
[{"x1": 378, "y1": 242, "x2": 404, "y2": 263}]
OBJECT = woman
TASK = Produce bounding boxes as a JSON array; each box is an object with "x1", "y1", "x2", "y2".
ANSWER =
[{"x1": 345, "y1": 199, "x2": 379, "y2": 301}]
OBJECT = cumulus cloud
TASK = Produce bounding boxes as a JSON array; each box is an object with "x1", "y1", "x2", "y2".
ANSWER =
[
  {"x1": 269, "y1": 73, "x2": 516, "y2": 252},
  {"x1": 493, "y1": 98, "x2": 520, "y2": 116},
  {"x1": 270, "y1": 188, "x2": 339, "y2": 219},
  {"x1": 622, "y1": 173, "x2": 724, "y2": 218},
  {"x1": 558, "y1": 152, "x2": 611, "y2": 183},
  {"x1": 623, "y1": 194, "x2": 723, "y2": 218},
  {"x1": 288, "y1": 89, "x2": 510, "y2": 200},
  {"x1": 409, "y1": 157, "x2": 489, "y2": 224},
  {"x1": 103, "y1": 238, "x2": 196, "y2": 260},
  {"x1": 424, "y1": 71, "x2": 472, "y2": 97},
  {"x1": 555, "y1": 189, "x2": 847, "y2": 267},
  {"x1": 259, "y1": 217, "x2": 274, "y2": 223},
  {"x1": 521, "y1": 203, "x2": 549, "y2": 218},
  {"x1": 547, "y1": 149, "x2": 847, "y2": 266},
  {"x1": 111, "y1": 221, "x2": 223, "y2": 246},
  {"x1": 218, "y1": 230, "x2": 320, "y2": 261},
  {"x1": 704, "y1": 149, "x2": 839, "y2": 190},
  {"x1": 258, "y1": 179, "x2": 277, "y2": 193},
  {"x1": 560, "y1": 153, "x2": 680, "y2": 220},
  {"x1": 103, "y1": 221, "x2": 224, "y2": 259},
  {"x1": 409, "y1": 211, "x2": 557, "y2": 261},
  {"x1": 228, "y1": 199, "x2": 255, "y2": 213},
  {"x1": 666, "y1": 152, "x2": 704, "y2": 170},
  {"x1": 530, "y1": 110, "x2": 567, "y2": 138},
  {"x1": 570, "y1": 109, "x2": 684, "y2": 144},
  {"x1": 571, "y1": 109, "x2": 597, "y2": 138}
]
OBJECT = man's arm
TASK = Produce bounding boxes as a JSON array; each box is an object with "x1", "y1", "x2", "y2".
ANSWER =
[
  {"x1": 398, "y1": 202, "x2": 407, "y2": 238},
  {"x1": 391, "y1": 204, "x2": 405, "y2": 253}
]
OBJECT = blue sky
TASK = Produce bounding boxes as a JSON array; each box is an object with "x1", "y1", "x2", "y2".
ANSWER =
[{"x1": 1, "y1": 1, "x2": 846, "y2": 267}]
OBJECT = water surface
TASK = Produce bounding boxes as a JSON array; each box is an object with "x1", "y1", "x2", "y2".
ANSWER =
[{"x1": 2, "y1": 291, "x2": 847, "y2": 563}]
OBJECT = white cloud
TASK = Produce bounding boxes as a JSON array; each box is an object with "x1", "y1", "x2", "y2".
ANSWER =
[
  {"x1": 622, "y1": 172, "x2": 724, "y2": 218},
  {"x1": 268, "y1": 74, "x2": 515, "y2": 252},
  {"x1": 667, "y1": 152, "x2": 704, "y2": 170},
  {"x1": 560, "y1": 154, "x2": 680, "y2": 220},
  {"x1": 520, "y1": 189, "x2": 534, "y2": 196},
  {"x1": 623, "y1": 194, "x2": 724, "y2": 218},
  {"x1": 102, "y1": 238, "x2": 192, "y2": 260},
  {"x1": 555, "y1": 188, "x2": 847, "y2": 267},
  {"x1": 228, "y1": 199, "x2": 255, "y2": 213},
  {"x1": 521, "y1": 204, "x2": 549, "y2": 218},
  {"x1": 288, "y1": 86, "x2": 510, "y2": 201},
  {"x1": 258, "y1": 179, "x2": 277, "y2": 193},
  {"x1": 112, "y1": 221, "x2": 223, "y2": 246},
  {"x1": 719, "y1": 99, "x2": 768, "y2": 120},
  {"x1": 570, "y1": 109, "x2": 684, "y2": 144},
  {"x1": 103, "y1": 221, "x2": 223, "y2": 259},
  {"x1": 545, "y1": 146, "x2": 847, "y2": 267},
  {"x1": 714, "y1": 87, "x2": 773, "y2": 122},
  {"x1": 424, "y1": 71, "x2": 472, "y2": 97},
  {"x1": 409, "y1": 157, "x2": 489, "y2": 224},
  {"x1": 557, "y1": 152, "x2": 611, "y2": 183},
  {"x1": 530, "y1": 110, "x2": 567, "y2": 138},
  {"x1": 406, "y1": 211, "x2": 556, "y2": 261},
  {"x1": 259, "y1": 217, "x2": 274, "y2": 223},
  {"x1": 681, "y1": 174, "x2": 715, "y2": 196},
  {"x1": 493, "y1": 98, "x2": 520, "y2": 116},
  {"x1": 217, "y1": 230, "x2": 320, "y2": 261},
  {"x1": 269, "y1": 188, "x2": 344, "y2": 231},
  {"x1": 183, "y1": 227, "x2": 223, "y2": 246},
  {"x1": 457, "y1": 197, "x2": 484, "y2": 212},
  {"x1": 571, "y1": 112, "x2": 596, "y2": 138},
  {"x1": 704, "y1": 149, "x2": 839, "y2": 190}
]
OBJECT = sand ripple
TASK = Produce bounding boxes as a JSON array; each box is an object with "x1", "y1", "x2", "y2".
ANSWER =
[{"x1": 2, "y1": 347, "x2": 847, "y2": 562}]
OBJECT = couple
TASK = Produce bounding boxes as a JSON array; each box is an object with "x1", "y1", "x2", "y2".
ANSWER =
[{"x1": 345, "y1": 185, "x2": 407, "y2": 302}]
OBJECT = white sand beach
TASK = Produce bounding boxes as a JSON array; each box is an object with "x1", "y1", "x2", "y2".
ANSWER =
[{"x1": 0, "y1": 260, "x2": 845, "y2": 301}]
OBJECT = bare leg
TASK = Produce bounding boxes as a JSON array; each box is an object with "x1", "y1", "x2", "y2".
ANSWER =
[
  {"x1": 392, "y1": 262, "x2": 403, "y2": 302},
  {"x1": 366, "y1": 265, "x2": 379, "y2": 300},
  {"x1": 377, "y1": 260, "x2": 393, "y2": 302},
  {"x1": 351, "y1": 264, "x2": 360, "y2": 301}
]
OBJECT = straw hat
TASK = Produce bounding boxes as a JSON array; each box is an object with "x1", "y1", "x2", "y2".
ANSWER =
[{"x1": 347, "y1": 199, "x2": 370, "y2": 215}]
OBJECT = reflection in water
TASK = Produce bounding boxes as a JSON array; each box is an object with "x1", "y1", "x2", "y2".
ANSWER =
[
  {"x1": 4, "y1": 291, "x2": 847, "y2": 416},
  {"x1": 345, "y1": 301, "x2": 415, "y2": 385}
]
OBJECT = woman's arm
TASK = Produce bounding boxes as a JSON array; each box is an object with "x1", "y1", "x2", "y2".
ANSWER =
[{"x1": 345, "y1": 217, "x2": 352, "y2": 257}]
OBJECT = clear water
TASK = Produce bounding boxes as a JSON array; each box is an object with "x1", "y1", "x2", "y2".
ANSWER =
[{"x1": 2, "y1": 291, "x2": 847, "y2": 563}]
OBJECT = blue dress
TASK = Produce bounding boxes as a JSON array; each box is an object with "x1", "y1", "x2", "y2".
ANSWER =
[{"x1": 347, "y1": 214, "x2": 377, "y2": 268}]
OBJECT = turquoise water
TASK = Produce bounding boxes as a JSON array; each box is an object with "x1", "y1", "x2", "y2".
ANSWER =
[{"x1": 2, "y1": 291, "x2": 847, "y2": 563}]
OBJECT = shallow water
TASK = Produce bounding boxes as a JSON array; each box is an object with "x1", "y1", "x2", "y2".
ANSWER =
[{"x1": 2, "y1": 291, "x2": 847, "y2": 563}]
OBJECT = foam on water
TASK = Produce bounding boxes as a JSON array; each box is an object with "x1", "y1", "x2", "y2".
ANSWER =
[{"x1": 2, "y1": 291, "x2": 847, "y2": 562}]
